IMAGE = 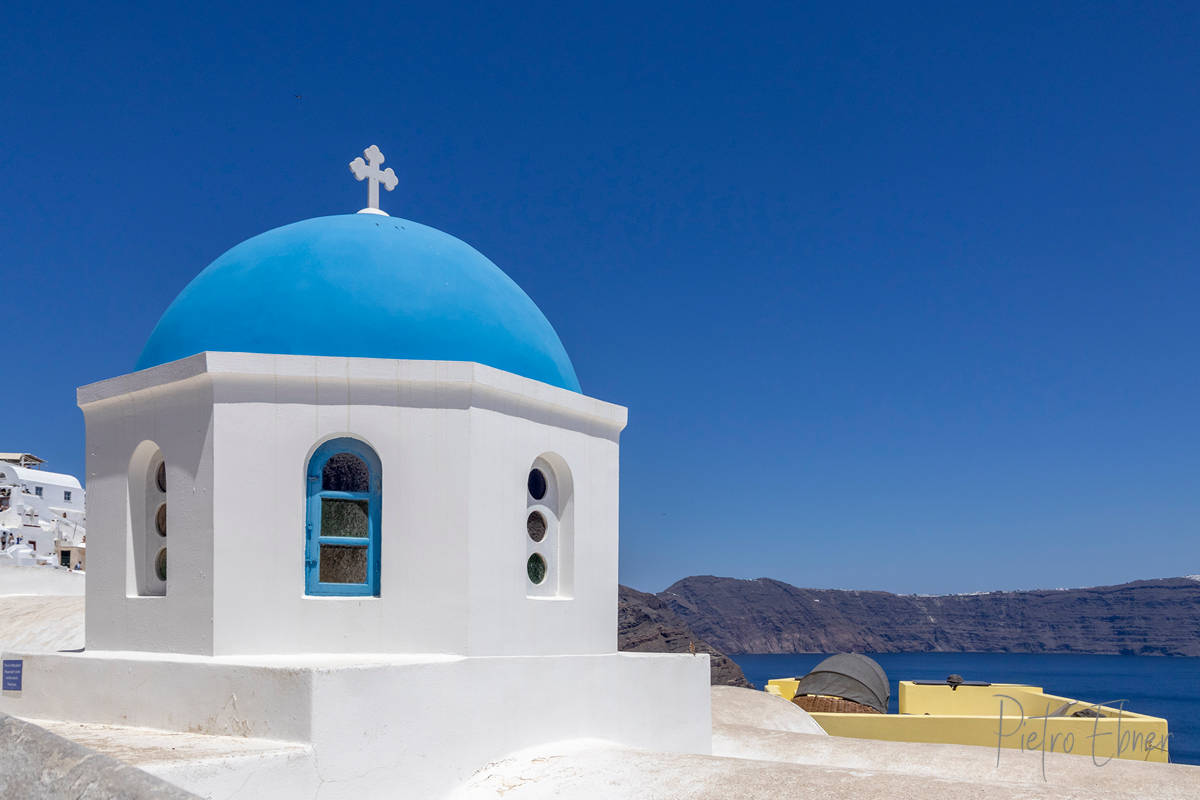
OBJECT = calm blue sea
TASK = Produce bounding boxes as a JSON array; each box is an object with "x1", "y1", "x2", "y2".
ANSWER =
[{"x1": 730, "y1": 653, "x2": 1200, "y2": 766}]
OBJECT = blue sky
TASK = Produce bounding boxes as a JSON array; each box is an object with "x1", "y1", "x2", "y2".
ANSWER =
[{"x1": 3, "y1": 2, "x2": 1198, "y2": 594}]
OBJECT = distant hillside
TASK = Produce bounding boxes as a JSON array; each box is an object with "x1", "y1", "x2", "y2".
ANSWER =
[
  {"x1": 658, "y1": 575, "x2": 1200, "y2": 656},
  {"x1": 617, "y1": 585, "x2": 751, "y2": 687}
]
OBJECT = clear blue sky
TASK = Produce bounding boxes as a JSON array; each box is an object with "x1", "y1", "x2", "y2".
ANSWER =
[{"x1": 3, "y1": 2, "x2": 1198, "y2": 594}]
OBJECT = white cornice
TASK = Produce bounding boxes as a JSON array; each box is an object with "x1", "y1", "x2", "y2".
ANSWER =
[{"x1": 77, "y1": 353, "x2": 627, "y2": 437}]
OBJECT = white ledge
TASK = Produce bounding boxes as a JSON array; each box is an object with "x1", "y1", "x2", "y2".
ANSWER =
[{"x1": 76, "y1": 352, "x2": 627, "y2": 436}]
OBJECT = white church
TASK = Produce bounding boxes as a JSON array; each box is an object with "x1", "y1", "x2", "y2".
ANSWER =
[{"x1": 0, "y1": 147, "x2": 711, "y2": 797}]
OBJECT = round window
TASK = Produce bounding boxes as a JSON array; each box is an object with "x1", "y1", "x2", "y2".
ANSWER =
[
  {"x1": 527, "y1": 511, "x2": 547, "y2": 542},
  {"x1": 528, "y1": 468, "x2": 547, "y2": 501},
  {"x1": 526, "y1": 553, "x2": 547, "y2": 585},
  {"x1": 155, "y1": 461, "x2": 167, "y2": 493},
  {"x1": 155, "y1": 504, "x2": 167, "y2": 537},
  {"x1": 155, "y1": 548, "x2": 167, "y2": 582}
]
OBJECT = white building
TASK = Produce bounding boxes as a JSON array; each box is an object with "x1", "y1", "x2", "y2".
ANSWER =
[
  {"x1": 0, "y1": 148, "x2": 710, "y2": 798},
  {"x1": 0, "y1": 458, "x2": 85, "y2": 561}
]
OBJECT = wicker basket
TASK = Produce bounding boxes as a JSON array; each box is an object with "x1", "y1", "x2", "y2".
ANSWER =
[{"x1": 792, "y1": 694, "x2": 881, "y2": 714}]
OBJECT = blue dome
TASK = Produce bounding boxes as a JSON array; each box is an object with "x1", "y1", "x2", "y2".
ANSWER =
[{"x1": 137, "y1": 214, "x2": 581, "y2": 392}]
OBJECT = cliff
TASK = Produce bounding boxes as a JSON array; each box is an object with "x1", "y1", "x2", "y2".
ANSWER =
[
  {"x1": 658, "y1": 575, "x2": 1200, "y2": 656},
  {"x1": 617, "y1": 585, "x2": 752, "y2": 687}
]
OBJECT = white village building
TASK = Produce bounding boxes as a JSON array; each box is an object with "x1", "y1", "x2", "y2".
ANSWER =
[
  {"x1": 0, "y1": 147, "x2": 710, "y2": 798},
  {"x1": 0, "y1": 455, "x2": 86, "y2": 565}
]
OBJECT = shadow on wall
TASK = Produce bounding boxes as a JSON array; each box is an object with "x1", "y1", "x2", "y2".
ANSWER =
[{"x1": 0, "y1": 713, "x2": 199, "y2": 799}]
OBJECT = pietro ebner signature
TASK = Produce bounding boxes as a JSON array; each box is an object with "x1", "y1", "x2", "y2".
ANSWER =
[{"x1": 993, "y1": 694, "x2": 1169, "y2": 780}]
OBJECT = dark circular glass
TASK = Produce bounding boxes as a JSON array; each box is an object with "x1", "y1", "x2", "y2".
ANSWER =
[
  {"x1": 527, "y1": 468, "x2": 547, "y2": 500},
  {"x1": 155, "y1": 504, "x2": 167, "y2": 537},
  {"x1": 155, "y1": 461, "x2": 167, "y2": 493},
  {"x1": 527, "y1": 511, "x2": 547, "y2": 542},
  {"x1": 527, "y1": 553, "x2": 547, "y2": 585},
  {"x1": 155, "y1": 548, "x2": 167, "y2": 581}
]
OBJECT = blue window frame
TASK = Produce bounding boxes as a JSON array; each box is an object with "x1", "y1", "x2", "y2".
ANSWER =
[{"x1": 305, "y1": 438, "x2": 381, "y2": 596}]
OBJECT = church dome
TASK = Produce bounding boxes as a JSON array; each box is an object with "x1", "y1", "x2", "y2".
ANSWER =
[{"x1": 137, "y1": 214, "x2": 581, "y2": 392}]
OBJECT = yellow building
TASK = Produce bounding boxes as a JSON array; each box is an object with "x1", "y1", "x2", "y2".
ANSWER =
[{"x1": 767, "y1": 677, "x2": 1169, "y2": 763}]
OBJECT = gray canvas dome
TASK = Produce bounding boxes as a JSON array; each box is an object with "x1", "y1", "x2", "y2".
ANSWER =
[{"x1": 794, "y1": 653, "x2": 890, "y2": 714}]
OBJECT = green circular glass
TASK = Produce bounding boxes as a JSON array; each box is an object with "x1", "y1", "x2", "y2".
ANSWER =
[{"x1": 527, "y1": 553, "x2": 547, "y2": 585}]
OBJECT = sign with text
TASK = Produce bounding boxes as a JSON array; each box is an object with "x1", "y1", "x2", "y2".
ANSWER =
[{"x1": 2, "y1": 659, "x2": 22, "y2": 692}]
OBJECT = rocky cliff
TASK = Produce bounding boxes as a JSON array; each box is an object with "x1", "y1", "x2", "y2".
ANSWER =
[
  {"x1": 617, "y1": 585, "x2": 752, "y2": 687},
  {"x1": 658, "y1": 575, "x2": 1200, "y2": 656}
]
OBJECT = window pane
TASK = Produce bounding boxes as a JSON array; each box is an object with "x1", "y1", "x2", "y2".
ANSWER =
[
  {"x1": 323, "y1": 453, "x2": 369, "y2": 492},
  {"x1": 321, "y1": 498, "x2": 369, "y2": 538},
  {"x1": 527, "y1": 511, "x2": 547, "y2": 542},
  {"x1": 320, "y1": 544, "x2": 367, "y2": 584},
  {"x1": 527, "y1": 553, "x2": 547, "y2": 585},
  {"x1": 528, "y1": 469, "x2": 547, "y2": 500}
]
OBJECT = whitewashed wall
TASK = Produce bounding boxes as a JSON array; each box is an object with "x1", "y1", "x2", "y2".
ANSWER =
[
  {"x1": 78, "y1": 353, "x2": 627, "y2": 657},
  {"x1": 79, "y1": 361, "x2": 216, "y2": 655}
]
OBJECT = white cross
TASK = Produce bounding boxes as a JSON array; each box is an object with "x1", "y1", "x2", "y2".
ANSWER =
[{"x1": 349, "y1": 145, "x2": 398, "y2": 214}]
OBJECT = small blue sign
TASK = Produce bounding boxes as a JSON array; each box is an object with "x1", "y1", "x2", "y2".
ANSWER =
[{"x1": 2, "y1": 659, "x2": 22, "y2": 692}]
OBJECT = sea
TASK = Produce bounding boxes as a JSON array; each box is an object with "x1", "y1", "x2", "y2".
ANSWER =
[{"x1": 730, "y1": 652, "x2": 1200, "y2": 766}]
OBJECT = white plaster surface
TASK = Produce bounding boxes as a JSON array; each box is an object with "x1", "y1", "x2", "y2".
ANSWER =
[
  {"x1": 2, "y1": 650, "x2": 710, "y2": 799},
  {"x1": 0, "y1": 574, "x2": 86, "y2": 655},
  {"x1": 0, "y1": 594, "x2": 84, "y2": 653},
  {"x1": 80, "y1": 362, "x2": 216, "y2": 655},
  {"x1": 452, "y1": 720, "x2": 1200, "y2": 800},
  {"x1": 77, "y1": 353, "x2": 628, "y2": 657},
  {"x1": 0, "y1": 563, "x2": 86, "y2": 597},
  {"x1": 710, "y1": 685, "x2": 827, "y2": 735},
  {"x1": 27, "y1": 718, "x2": 316, "y2": 799}
]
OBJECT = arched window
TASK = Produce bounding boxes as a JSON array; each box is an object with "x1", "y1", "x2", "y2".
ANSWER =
[
  {"x1": 525, "y1": 453, "x2": 573, "y2": 599},
  {"x1": 305, "y1": 438, "x2": 381, "y2": 596},
  {"x1": 128, "y1": 441, "x2": 166, "y2": 597}
]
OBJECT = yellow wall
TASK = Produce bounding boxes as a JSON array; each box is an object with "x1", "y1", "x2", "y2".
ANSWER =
[
  {"x1": 54, "y1": 544, "x2": 85, "y2": 571},
  {"x1": 766, "y1": 678, "x2": 1168, "y2": 763}
]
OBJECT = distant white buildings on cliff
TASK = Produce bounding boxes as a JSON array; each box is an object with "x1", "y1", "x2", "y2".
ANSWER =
[{"x1": 0, "y1": 452, "x2": 86, "y2": 568}]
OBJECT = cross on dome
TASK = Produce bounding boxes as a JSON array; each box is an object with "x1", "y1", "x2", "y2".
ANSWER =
[{"x1": 349, "y1": 145, "x2": 399, "y2": 215}]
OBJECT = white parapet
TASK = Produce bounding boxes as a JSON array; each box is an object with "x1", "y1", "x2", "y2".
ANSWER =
[{"x1": 0, "y1": 648, "x2": 711, "y2": 799}]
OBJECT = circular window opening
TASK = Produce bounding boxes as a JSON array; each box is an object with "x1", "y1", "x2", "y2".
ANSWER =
[
  {"x1": 528, "y1": 468, "x2": 547, "y2": 501},
  {"x1": 155, "y1": 548, "x2": 167, "y2": 582},
  {"x1": 155, "y1": 462, "x2": 167, "y2": 493},
  {"x1": 527, "y1": 511, "x2": 547, "y2": 542},
  {"x1": 155, "y1": 504, "x2": 167, "y2": 537},
  {"x1": 526, "y1": 553, "x2": 547, "y2": 585}
]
